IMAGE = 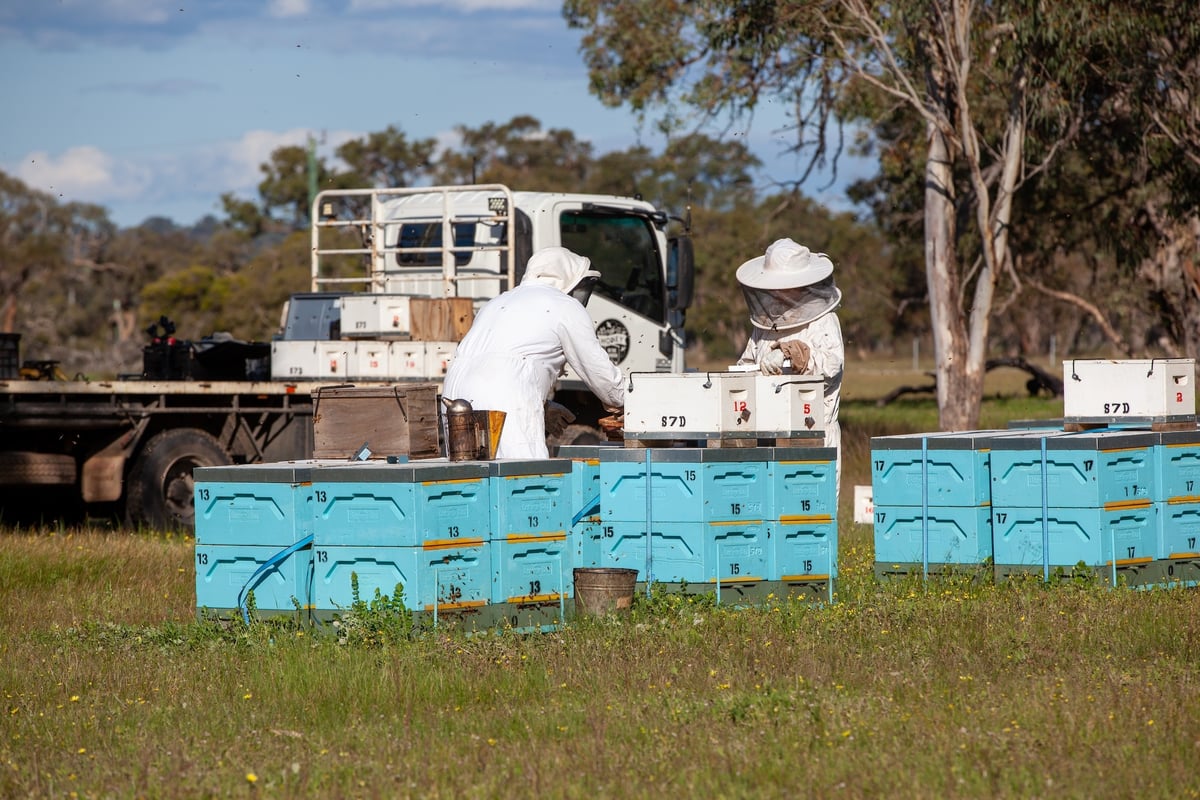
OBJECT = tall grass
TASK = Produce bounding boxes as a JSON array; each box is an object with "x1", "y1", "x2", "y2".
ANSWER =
[
  {"x1": 3, "y1": 382, "x2": 1194, "y2": 798},
  {"x1": 3, "y1": 520, "x2": 1197, "y2": 798}
]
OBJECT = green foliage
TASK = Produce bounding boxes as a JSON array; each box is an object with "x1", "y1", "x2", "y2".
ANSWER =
[
  {"x1": 137, "y1": 264, "x2": 251, "y2": 340},
  {"x1": 332, "y1": 572, "x2": 416, "y2": 646},
  {"x1": 434, "y1": 115, "x2": 595, "y2": 190},
  {"x1": 336, "y1": 125, "x2": 438, "y2": 189},
  {"x1": 629, "y1": 580, "x2": 719, "y2": 620}
]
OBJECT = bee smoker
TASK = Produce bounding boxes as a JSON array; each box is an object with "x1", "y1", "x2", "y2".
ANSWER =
[{"x1": 442, "y1": 396, "x2": 479, "y2": 461}]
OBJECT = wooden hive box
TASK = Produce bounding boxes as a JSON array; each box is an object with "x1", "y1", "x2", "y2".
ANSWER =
[
  {"x1": 410, "y1": 297, "x2": 475, "y2": 342},
  {"x1": 312, "y1": 383, "x2": 441, "y2": 460}
]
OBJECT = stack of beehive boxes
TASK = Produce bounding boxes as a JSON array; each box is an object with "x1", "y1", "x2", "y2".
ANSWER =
[
  {"x1": 1154, "y1": 430, "x2": 1200, "y2": 584},
  {"x1": 194, "y1": 444, "x2": 840, "y2": 625},
  {"x1": 871, "y1": 359, "x2": 1198, "y2": 587},
  {"x1": 306, "y1": 460, "x2": 493, "y2": 616},
  {"x1": 871, "y1": 431, "x2": 1024, "y2": 578},
  {"x1": 870, "y1": 428, "x2": 1200, "y2": 586},
  {"x1": 988, "y1": 430, "x2": 1159, "y2": 582},
  {"x1": 195, "y1": 458, "x2": 574, "y2": 630},
  {"x1": 194, "y1": 461, "x2": 326, "y2": 617},
  {"x1": 561, "y1": 445, "x2": 837, "y2": 602}
]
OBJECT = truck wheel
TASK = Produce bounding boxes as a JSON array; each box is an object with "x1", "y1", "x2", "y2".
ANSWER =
[
  {"x1": 126, "y1": 429, "x2": 231, "y2": 531},
  {"x1": 0, "y1": 452, "x2": 77, "y2": 485}
]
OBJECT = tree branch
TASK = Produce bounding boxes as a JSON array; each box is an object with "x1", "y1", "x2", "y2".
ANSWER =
[{"x1": 1026, "y1": 279, "x2": 1136, "y2": 357}]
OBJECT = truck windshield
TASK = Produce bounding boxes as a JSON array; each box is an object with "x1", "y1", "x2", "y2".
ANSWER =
[{"x1": 560, "y1": 211, "x2": 664, "y2": 324}]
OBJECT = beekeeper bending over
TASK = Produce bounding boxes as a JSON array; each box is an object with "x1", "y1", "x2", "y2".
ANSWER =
[
  {"x1": 736, "y1": 238, "x2": 844, "y2": 485},
  {"x1": 443, "y1": 246, "x2": 625, "y2": 459}
]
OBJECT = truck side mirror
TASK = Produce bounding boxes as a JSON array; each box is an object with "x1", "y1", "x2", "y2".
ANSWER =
[{"x1": 667, "y1": 235, "x2": 695, "y2": 311}]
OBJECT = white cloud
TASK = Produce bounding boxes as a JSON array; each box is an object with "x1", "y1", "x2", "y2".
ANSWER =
[
  {"x1": 348, "y1": 0, "x2": 558, "y2": 12},
  {"x1": 13, "y1": 146, "x2": 152, "y2": 203},
  {"x1": 266, "y1": 0, "x2": 312, "y2": 19}
]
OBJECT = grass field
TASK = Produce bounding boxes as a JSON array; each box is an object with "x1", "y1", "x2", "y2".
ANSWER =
[{"x1": 3, "y1": 362, "x2": 1198, "y2": 798}]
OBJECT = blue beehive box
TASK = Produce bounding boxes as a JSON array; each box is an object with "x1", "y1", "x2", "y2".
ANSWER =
[
  {"x1": 869, "y1": 431, "x2": 1018, "y2": 508},
  {"x1": 1155, "y1": 430, "x2": 1200, "y2": 502},
  {"x1": 194, "y1": 461, "x2": 328, "y2": 547},
  {"x1": 310, "y1": 460, "x2": 490, "y2": 547},
  {"x1": 1157, "y1": 501, "x2": 1200, "y2": 560},
  {"x1": 558, "y1": 445, "x2": 616, "y2": 570},
  {"x1": 872, "y1": 504, "x2": 994, "y2": 566},
  {"x1": 991, "y1": 502, "x2": 1157, "y2": 568},
  {"x1": 309, "y1": 541, "x2": 490, "y2": 613},
  {"x1": 488, "y1": 459, "x2": 572, "y2": 538},
  {"x1": 195, "y1": 543, "x2": 313, "y2": 616},
  {"x1": 598, "y1": 447, "x2": 771, "y2": 523},
  {"x1": 704, "y1": 520, "x2": 771, "y2": 584},
  {"x1": 490, "y1": 532, "x2": 572, "y2": 605},
  {"x1": 989, "y1": 430, "x2": 1157, "y2": 508},
  {"x1": 558, "y1": 445, "x2": 610, "y2": 518},
  {"x1": 588, "y1": 520, "x2": 770, "y2": 585},
  {"x1": 771, "y1": 520, "x2": 838, "y2": 580},
  {"x1": 592, "y1": 520, "x2": 706, "y2": 583},
  {"x1": 772, "y1": 446, "x2": 838, "y2": 518}
]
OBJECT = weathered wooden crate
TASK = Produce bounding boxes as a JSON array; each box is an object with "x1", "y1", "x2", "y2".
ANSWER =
[
  {"x1": 410, "y1": 298, "x2": 475, "y2": 342},
  {"x1": 312, "y1": 383, "x2": 440, "y2": 460}
]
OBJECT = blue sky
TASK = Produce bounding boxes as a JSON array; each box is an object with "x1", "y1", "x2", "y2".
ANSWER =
[{"x1": 0, "y1": 0, "x2": 870, "y2": 229}]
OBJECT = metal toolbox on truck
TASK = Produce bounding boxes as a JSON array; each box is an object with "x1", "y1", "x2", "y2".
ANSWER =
[{"x1": 1063, "y1": 358, "x2": 1196, "y2": 425}]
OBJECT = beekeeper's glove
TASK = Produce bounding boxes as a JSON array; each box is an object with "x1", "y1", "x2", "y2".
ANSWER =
[
  {"x1": 544, "y1": 401, "x2": 576, "y2": 437},
  {"x1": 779, "y1": 339, "x2": 812, "y2": 373},
  {"x1": 760, "y1": 344, "x2": 786, "y2": 376}
]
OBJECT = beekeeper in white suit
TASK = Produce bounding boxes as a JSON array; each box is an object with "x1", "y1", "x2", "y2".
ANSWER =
[
  {"x1": 736, "y1": 238, "x2": 844, "y2": 488},
  {"x1": 442, "y1": 246, "x2": 625, "y2": 459}
]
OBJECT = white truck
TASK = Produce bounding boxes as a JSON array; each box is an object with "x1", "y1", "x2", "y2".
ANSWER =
[
  {"x1": 275, "y1": 184, "x2": 693, "y2": 438},
  {"x1": 0, "y1": 184, "x2": 694, "y2": 529}
]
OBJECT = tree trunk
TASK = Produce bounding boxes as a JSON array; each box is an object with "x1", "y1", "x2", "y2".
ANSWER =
[{"x1": 925, "y1": 122, "x2": 975, "y2": 430}]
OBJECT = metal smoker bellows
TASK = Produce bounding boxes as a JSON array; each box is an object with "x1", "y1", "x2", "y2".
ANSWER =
[
  {"x1": 441, "y1": 396, "x2": 507, "y2": 460},
  {"x1": 442, "y1": 396, "x2": 479, "y2": 461}
]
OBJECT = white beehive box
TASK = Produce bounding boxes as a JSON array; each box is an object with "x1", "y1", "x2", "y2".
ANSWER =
[
  {"x1": 316, "y1": 341, "x2": 355, "y2": 379},
  {"x1": 1063, "y1": 358, "x2": 1196, "y2": 424},
  {"x1": 390, "y1": 342, "x2": 427, "y2": 378},
  {"x1": 424, "y1": 341, "x2": 457, "y2": 377},
  {"x1": 339, "y1": 294, "x2": 412, "y2": 338},
  {"x1": 353, "y1": 342, "x2": 391, "y2": 379},
  {"x1": 749, "y1": 373, "x2": 826, "y2": 437},
  {"x1": 270, "y1": 340, "x2": 319, "y2": 380},
  {"x1": 624, "y1": 372, "x2": 759, "y2": 440}
]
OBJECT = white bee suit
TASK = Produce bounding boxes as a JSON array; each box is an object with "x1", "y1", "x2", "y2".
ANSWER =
[
  {"x1": 737, "y1": 313, "x2": 844, "y2": 458},
  {"x1": 735, "y1": 238, "x2": 844, "y2": 493},
  {"x1": 442, "y1": 247, "x2": 625, "y2": 459}
]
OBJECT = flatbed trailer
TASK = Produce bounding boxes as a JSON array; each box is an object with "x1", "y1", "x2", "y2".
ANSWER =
[{"x1": 0, "y1": 378, "x2": 353, "y2": 529}]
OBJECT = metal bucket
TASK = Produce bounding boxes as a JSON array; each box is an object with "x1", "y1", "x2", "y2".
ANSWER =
[{"x1": 573, "y1": 568, "x2": 638, "y2": 617}]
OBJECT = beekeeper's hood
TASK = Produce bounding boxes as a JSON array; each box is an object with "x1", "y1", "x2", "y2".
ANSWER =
[
  {"x1": 736, "y1": 238, "x2": 842, "y2": 331},
  {"x1": 520, "y1": 246, "x2": 601, "y2": 304}
]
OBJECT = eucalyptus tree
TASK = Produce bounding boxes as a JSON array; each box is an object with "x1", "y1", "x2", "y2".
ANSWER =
[
  {"x1": 336, "y1": 125, "x2": 438, "y2": 190},
  {"x1": 565, "y1": 0, "x2": 1135, "y2": 429},
  {"x1": 433, "y1": 115, "x2": 595, "y2": 191}
]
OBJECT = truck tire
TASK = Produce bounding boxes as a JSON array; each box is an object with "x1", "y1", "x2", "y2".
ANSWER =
[
  {"x1": 0, "y1": 452, "x2": 77, "y2": 485},
  {"x1": 126, "y1": 429, "x2": 231, "y2": 531}
]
